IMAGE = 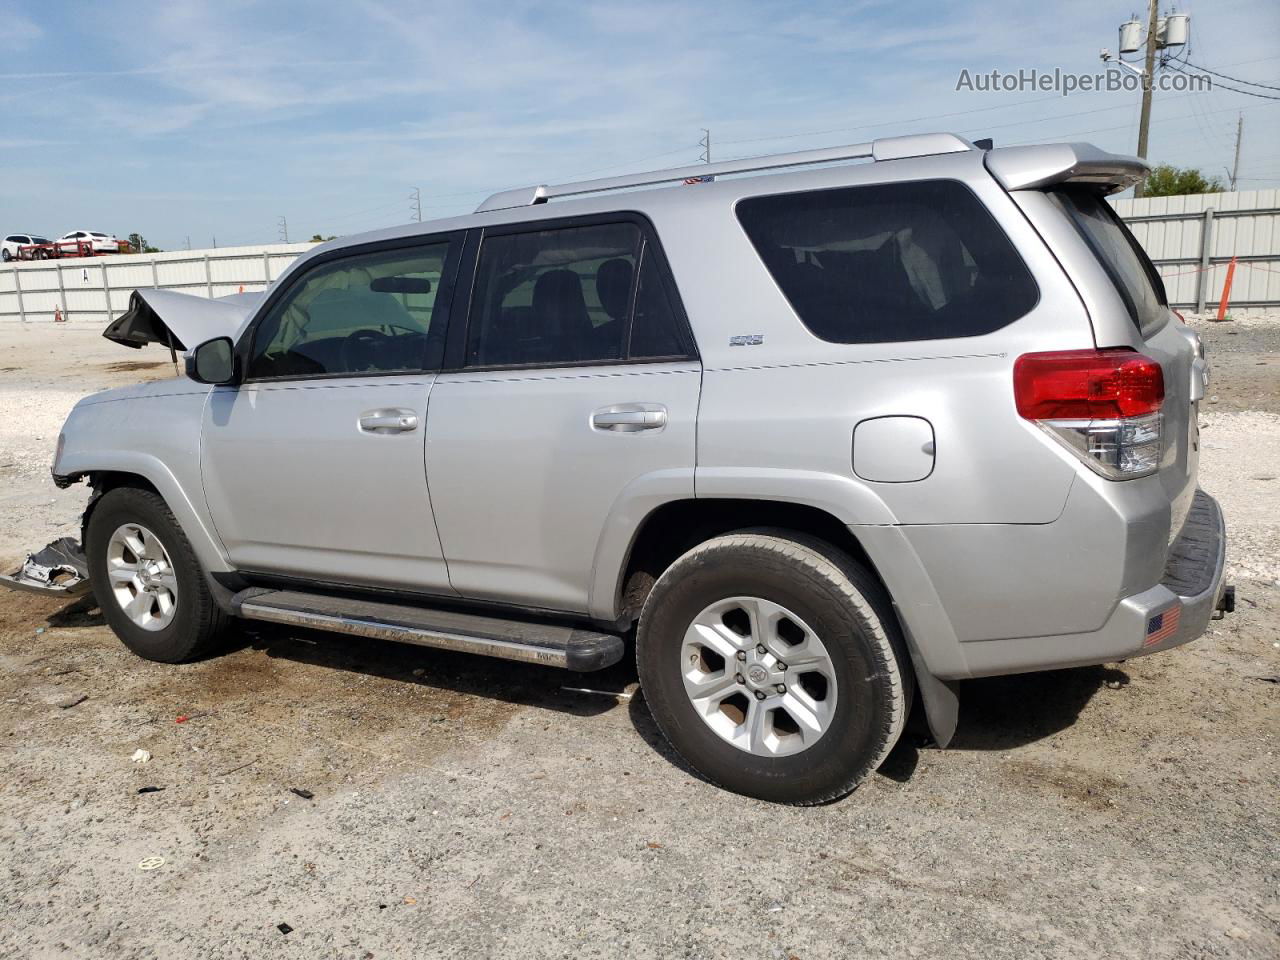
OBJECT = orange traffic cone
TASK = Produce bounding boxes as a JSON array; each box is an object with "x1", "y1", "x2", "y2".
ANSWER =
[{"x1": 1215, "y1": 256, "x2": 1237, "y2": 322}]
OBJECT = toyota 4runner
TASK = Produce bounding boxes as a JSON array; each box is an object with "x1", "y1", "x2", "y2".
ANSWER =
[{"x1": 3, "y1": 133, "x2": 1233, "y2": 804}]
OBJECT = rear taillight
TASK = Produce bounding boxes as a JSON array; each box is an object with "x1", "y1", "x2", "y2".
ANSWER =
[{"x1": 1014, "y1": 349, "x2": 1165, "y2": 480}]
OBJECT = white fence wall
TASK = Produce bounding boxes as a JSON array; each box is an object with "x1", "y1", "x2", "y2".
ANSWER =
[
  {"x1": 1111, "y1": 189, "x2": 1279, "y2": 317},
  {"x1": 0, "y1": 243, "x2": 316, "y2": 323},
  {"x1": 3, "y1": 193, "x2": 1277, "y2": 324}
]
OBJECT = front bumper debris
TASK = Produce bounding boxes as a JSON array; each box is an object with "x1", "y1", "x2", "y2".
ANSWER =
[{"x1": 0, "y1": 537, "x2": 91, "y2": 597}]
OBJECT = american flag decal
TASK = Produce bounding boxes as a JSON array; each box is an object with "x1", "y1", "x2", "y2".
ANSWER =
[{"x1": 1144, "y1": 606, "x2": 1182, "y2": 646}]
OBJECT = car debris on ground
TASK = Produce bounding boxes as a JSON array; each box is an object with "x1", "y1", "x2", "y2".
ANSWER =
[{"x1": 0, "y1": 537, "x2": 90, "y2": 596}]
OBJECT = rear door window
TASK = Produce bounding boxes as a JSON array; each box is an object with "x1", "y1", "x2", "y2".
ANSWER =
[
  {"x1": 736, "y1": 180, "x2": 1039, "y2": 344},
  {"x1": 1051, "y1": 189, "x2": 1167, "y2": 332},
  {"x1": 465, "y1": 220, "x2": 692, "y2": 367}
]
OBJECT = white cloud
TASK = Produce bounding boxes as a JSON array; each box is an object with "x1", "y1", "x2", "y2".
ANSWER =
[
  {"x1": 0, "y1": 4, "x2": 41, "y2": 50},
  {"x1": 3, "y1": 0, "x2": 1277, "y2": 248}
]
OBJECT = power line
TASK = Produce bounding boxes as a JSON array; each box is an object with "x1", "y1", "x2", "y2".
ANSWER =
[
  {"x1": 1166, "y1": 61, "x2": 1280, "y2": 100},
  {"x1": 997, "y1": 97, "x2": 1276, "y2": 147},
  {"x1": 1183, "y1": 58, "x2": 1280, "y2": 92},
  {"x1": 714, "y1": 92, "x2": 1094, "y2": 149}
]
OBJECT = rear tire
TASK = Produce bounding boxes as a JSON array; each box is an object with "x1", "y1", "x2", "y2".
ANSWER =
[
  {"x1": 637, "y1": 530, "x2": 912, "y2": 805},
  {"x1": 86, "y1": 486, "x2": 231, "y2": 663}
]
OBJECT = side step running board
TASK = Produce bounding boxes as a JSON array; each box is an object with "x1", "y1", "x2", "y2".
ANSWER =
[{"x1": 231, "y1": 588, "x2": 624, "y2": 672}]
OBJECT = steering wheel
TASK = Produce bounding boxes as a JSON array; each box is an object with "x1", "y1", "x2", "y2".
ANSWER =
[{"x1": 340, "y1": 328, "x2": 391, "y2": 372}]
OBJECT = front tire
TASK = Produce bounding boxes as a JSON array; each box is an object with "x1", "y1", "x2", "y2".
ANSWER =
[
  {"x1": 86, "y1": 486, "x2": 230, "y2": 663},
  {"x1": 637, "y1": 530, "x2": 912, "y2": 805}
]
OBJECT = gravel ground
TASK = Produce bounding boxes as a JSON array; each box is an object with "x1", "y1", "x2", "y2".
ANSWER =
[{"x1": 0, "y1": 320, "x2": 1277, "y2": 959}]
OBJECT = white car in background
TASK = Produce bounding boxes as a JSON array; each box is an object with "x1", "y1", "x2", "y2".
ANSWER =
[
  {"x1": 2, "y1": 233, "x2": 51, "y2": 261},
  {"x1": 56, "y1": 230, "x2": 121, "y2": 256}
]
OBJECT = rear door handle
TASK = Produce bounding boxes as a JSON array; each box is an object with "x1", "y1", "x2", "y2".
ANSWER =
[
  {"x1": 359, "y1": 409, "x2": 419, "y2": 434},
  {"x1": 591, "y1": 404, "x2": 668, "y2": 433}
]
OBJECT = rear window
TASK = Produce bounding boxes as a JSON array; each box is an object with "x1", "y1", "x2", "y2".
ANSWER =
[
  {"x1": 736, "y1": 180, "x2": 1038, "y2": 344},
  {"x1": 1052, "y1": 189, "x2": 1167, "y2": 332}
]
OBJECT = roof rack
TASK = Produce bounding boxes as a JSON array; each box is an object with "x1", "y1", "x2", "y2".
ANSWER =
[{"x1": 475, "y1": 132, "x2": 974, "y2": 213}]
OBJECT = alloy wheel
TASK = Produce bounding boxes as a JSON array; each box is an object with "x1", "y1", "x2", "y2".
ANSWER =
[
  {"x1": 681, "y1": 596, "x2": 838, "y2": 757},
  {"x1": 105, "y1": 523, "x2": 179, "y2": 631}
]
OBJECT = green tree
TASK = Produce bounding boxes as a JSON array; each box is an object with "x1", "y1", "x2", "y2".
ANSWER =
[
  {"x1": 310, "y1": 233, "x2": 337, "y2": 242},
  {"x1": 126, "y1": 233, "x2": 161, "y2": 253},
  {"x1": 1143, "y1": 164, "x2": 1225, "y2": 197}
]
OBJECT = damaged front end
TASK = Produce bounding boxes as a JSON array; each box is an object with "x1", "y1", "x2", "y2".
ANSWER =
[{"x1": 0, "y1": 536, "x2": 91, "y2": 597}]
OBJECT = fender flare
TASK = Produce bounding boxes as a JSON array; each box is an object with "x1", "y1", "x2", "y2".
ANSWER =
[{"x1": 69, "y1": 452, "x2": 233, "y2": 574}]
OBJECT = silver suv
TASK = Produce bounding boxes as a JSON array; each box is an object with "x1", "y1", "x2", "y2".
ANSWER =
[{"x1": 5, "y1": 133, "x2": 1232, "y2": 804}]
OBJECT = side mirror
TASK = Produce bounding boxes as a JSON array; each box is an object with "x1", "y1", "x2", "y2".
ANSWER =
[{"x1": 186, "y1": 337, "x2": 238, "y2": 385}]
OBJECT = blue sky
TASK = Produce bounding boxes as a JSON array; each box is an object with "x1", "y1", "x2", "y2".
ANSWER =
[{"x1": 2, "y1": 0, "x2": 1277, "y2": 250}]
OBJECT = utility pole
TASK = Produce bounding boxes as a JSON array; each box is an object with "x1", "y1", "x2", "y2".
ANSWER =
[
  {"x1": 1133, "y1": 0, "x2": 1159, "y2": 196},
  {"x1": 409, "y1": 187, "x2": 422, "y2": 222},
  {"x1": 278, "y1": 216, "x2": 289, "y2": 243},
  {"x1": 699, "y1": 128, "x2": 711, "y2": 164},
  {"x1": 1101, "y1": 8, "x2": 1187, "y2": 196},
  {"x1": 1227, "y1": 114, "x2": 1243, "y2": 191}
]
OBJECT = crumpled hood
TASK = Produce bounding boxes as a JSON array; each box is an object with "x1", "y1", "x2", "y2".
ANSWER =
[{"x1": 102, "y1": 288, "x2": 262, "y2": 351}]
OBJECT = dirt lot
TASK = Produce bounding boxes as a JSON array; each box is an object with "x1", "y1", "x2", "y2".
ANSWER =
[{"x1": 1, "y1": 321, "x2": 1277, "y2": 959}]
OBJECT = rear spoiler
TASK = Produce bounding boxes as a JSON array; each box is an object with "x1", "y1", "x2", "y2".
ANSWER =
[
  {"x1": 103, "y1": 288, "x2": 261, "y2": 351},
  {"x1": 984, "y1": 142, "x2": 1149, "y2": 196}
]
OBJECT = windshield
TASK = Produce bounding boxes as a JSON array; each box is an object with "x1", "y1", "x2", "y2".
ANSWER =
[
  {"x1": 1053, "y1": 189, "x2": 1167, "y2": 332},
  {"x1": 32, "y1": 237, "x2": 49, "y2": 244}
]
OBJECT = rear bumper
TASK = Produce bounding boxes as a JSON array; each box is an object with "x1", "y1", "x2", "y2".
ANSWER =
[{"x1": 960, "y1": 489, "x2": 1228, "y2": 677}]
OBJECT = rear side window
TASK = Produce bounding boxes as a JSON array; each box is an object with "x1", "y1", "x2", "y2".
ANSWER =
[
  {"x1": 736, "y1": 180, "x2": 1038, "y2": 344},
  {"x1": 1052, "y1": 189, "x2": 1167, "y2": 332},
  {"x1": 466, "y1": 221, "x2": 689, "y2": 367}
]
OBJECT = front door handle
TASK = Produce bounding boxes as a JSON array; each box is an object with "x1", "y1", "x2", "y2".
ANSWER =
[
  {"x1": 359, "y1": 409, "x2": 419, "y2": 434},
  {"x1": 591, "y1": 404, "x2": 667, "y2": 433}
]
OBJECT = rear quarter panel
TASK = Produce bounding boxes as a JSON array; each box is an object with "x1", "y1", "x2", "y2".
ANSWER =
[{"x1": 656, "y1": 151, "x2": 1096, "y2": 525}]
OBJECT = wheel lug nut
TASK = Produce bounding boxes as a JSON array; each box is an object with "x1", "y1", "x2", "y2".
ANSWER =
[
  {"x1": 753, "y1": 690, "x2": 765, "y2": 700},
  {"x1": 735, "y1": 673, "x2": 745, "y2": 684},
  {"x1": 735, "y1": 651, "x2": 747, "y2": 661},
  {"x1": 775, "y1": 662, "x2": 786, "y2": 671},
  {"x1": 775, "y1": 684, "x2": 786, "y2": 694},
  {"x1": 756, "y1": 644, "x2": 766, "y2": 655}
]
